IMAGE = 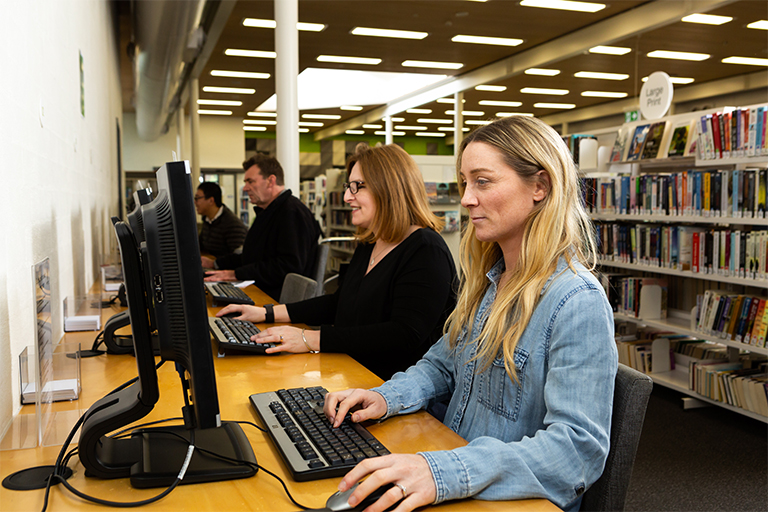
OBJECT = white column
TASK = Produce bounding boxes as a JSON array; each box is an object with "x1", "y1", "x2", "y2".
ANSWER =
[
  {"x1": 176, "y1": 106, "x2": 185, "y2": 161},
  {"x1": 453, "y1": 91, "x2": 464, "y2": 155},
  {"x1": 275, "y1": 0, "x2": 300, "y2": 195},
  {"x1": 384, "y1": 116, "x2": 393, "y2": 145},
  {"x1": 190, "y1": 79, "x2": 201, "y2": 189}
]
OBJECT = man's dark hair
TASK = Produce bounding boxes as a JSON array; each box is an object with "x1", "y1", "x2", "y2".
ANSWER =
[
  {"x1": 242, "y1": 153, "x2": 285, "y2": 186},
  {"x1": 197, "y1": 182, "x2": 223, "y2": 207}
]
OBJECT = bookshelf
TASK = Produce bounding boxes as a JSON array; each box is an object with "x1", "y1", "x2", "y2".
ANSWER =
[
  {"x1": 323, "y1": 168, "x2": 357, "y2": 273},
  {"x1": 590, "y1": 102, "x2": 768, "y2": 421}
]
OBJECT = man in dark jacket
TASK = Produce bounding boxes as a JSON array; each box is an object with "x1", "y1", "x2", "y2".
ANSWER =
[
  {"x1": 195, "y1": 182, "x2": 247, "y2": 258},
  {"x1": 202, "y1": 154, "x2": 320, "y2": 300}
]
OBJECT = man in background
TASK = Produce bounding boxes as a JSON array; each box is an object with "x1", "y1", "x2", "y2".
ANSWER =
[
  {"x1": 202, "y1": 154, "x2": 321, "y2": 300},
  {"x1": 195, "y1": 182, "x2": 247, "y2": 258}
]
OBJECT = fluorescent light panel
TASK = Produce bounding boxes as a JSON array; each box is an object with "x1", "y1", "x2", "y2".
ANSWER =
[
  {"x1": 402, "y1": 60, "x2": 463, "y2": 70},
  {"x1": 417, "y1": 118, "x2": 452, "y2": 124},
  {"x1": 581, "y1": 91, "x2": 628, "y2": 98},
  {"x1": 243, "y1": 18, "x2": 326, "y2": 31},
  {"x1": 351, "y1": 27, "x2": 428, "y2": 39},
  {"x1": 382, "y1": 117, "x2": 405, "y2": 122},
  {"x1": 589, "y1": 45, "x2": 631, "y2": 55},
  {"x1": 225, "y1": 49, "x2": 276, "y2": 59},
  {"x1": 533, "y1": 102, "x2": 575, "y2": 109},
  {"x1": 415, "y1": 132, "x2": 446, "y2": 137},
  {"x1": 574, "y1": 71, "x2": 629, "y2": 80},
  {"x1": 340, "y1": 105, "x2": 364, "y2": 111},
  {"x1": 302, "y1": 114, "x2": 341, "y2": 120},
  {"x1": 647, "y1": 50, "x2": 710, "y2": 61},
  {"x1": 198, "y1": 109, "x2": 232, "y2": 115},
  {"x1": 374, "y1": 130, "x2": 406, "y2": 136},
  {"x1": 681, "y1": 13, "x2": 732, "y2": 25},
  {"x1": 747, "y1": 20, "x2": 768, "y2": 30},
  {"x1": 202, "y1": 86, "x2": 255, "y2": 94},
  {"x1": 244, "y1": 126, "x2": 267, "y2": 131},
  {"x1": 395, "y1": 125, "x2": 428, "y2": 130},
  {"x1": 465, "y1": 120, "x2": 491, "y2": 125},
  {"x1": 407, "y1": 108, "x2": 432, "y2": 114},
  {"x1": 479, "y1": 100, "x2": 523, "y2": 107},
  {"x1": 641, "y1": 76, "x2": 694, "y2": 84},
  {"x1": 722, "y1": 56, "x2": 768, "y2": 66},
  {"x1": 317, "y1": 55, "x2": 382, "y2": 65},
  {"x1": 451, "y1": 34, "x2": 523, "y2": 46},
  {"x1": 198, "y1": 99, "x2": 242, "y2": 106},
  {"x1": 299, "y1": 128, "x2": 310, "y2": 133},
  {"x1": 243, "y1": 119, "x2": 277, "y2": 125},
  {"x1": 299, "y1": 121, "x2": 324, "y2": 127},
  {"x1": 520, "y1": 87, "x2": 568, "y2": 95},
  {"x1": 247, "y1": 112, "x2": 277, "y2": 117},
  {"x1": 475, "y1": 85, "x2": 507, "y2": 92},
  {"x1": 520, "y1": 0, "x2": 606, "y2": 13},
  {"x1": 211, "y1": 70, "x2": 269, "y2": 79},
  {"x1": 445, "y1": 110, "x2": 485, "y2": 116},
  {"x1": 363, "y1": 124, "x2": 382, "y2": 129},
  {"x1": 525, "y1": 68, "x2": 560, "y2": 76},
  {"x1": 496, "y1": 112, "x2": 534, "y2": 117},
  {"x1": 438, "y1": 126, "x2": 470, "y2": 132},
  {"x1": 345, "y1": 130, "x2": 365, "y2": 135}
]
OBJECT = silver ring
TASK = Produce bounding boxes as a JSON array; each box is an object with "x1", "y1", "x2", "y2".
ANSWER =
[
  {"x1": 394, "y1": 483, "x2": 407, "y2": 498},
  {"x1": 279, "y1": 335, "x2": 284, "y2": 342}
]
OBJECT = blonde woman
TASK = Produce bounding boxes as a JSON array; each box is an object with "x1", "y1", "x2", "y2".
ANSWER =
[
  {"x1": 323, "y1": 116, "x2": 618, "y2": 512},
  {"x1": 217, "y1": 144, "x2": 457, "y2": 380}
]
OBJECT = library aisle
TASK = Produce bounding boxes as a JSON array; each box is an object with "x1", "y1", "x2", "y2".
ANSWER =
[{"x1": 625, "y1": 386, "x2": 767, "y2": 511}]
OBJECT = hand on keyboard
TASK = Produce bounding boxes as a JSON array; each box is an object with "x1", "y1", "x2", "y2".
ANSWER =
[
  {"x1": 323, "y1": 388, "x2": 387, "y2": 428},
  {"x1": 217, "y1": 304, "x2": 265, "y2": 323},
  {"x1": 252, "y1": 326, "x2": 319, "y2": 354}
]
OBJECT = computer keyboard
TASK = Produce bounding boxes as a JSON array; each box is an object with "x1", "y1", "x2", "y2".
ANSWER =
[
  {"x1": 208, "y1": 316, "x2": 276, "y2": 354},
  {"x1": 205, "y1": 282, "x2": 255, "y2": 305},
  {"x1": 249, "y1": 386, "x2": 390, "y2": 481}
]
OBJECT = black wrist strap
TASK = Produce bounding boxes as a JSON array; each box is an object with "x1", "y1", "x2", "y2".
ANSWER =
[{"x1": 264, "y1": 303, "x2": 274, "y2": 324}]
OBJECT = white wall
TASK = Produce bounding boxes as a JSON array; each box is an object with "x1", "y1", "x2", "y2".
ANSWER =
[
  {"x1": 123, "y1": 113, "x2": 245, "y2": 171},
  {"x1": 0, "y1": 0, "x2": 122, "y2": 435}
]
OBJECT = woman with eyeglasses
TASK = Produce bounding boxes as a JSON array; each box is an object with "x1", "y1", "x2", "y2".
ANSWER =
[{"x1": 217, "y1": 143, "x2": 457, "y2": 380}]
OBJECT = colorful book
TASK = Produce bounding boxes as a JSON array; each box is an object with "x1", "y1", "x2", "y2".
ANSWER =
[
  {"x1": 626, "y1": 124, "x2": 650, "y2": 161},
  {"x1": 641, "y1": 122, "x2": 667, "y2": 159}
]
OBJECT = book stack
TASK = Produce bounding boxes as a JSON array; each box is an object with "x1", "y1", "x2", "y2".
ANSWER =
[
  {"x1": 689, "y1": 360, "x2": 768, "y2": 416},
  {"x1": 595, "y1": 222, "x2": 767, "y2": 279},
  {"x1": 695, "y1": 291, "x2": 768, "y2": 347},
  {"x1": 697, "y1": 105, "x2": 768, "y2": 160},
  {"x1": 582, "y1": 168, "x2": 768, "y2": 219}
]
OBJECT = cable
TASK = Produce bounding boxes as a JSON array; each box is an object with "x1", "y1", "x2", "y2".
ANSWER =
[{"x1": 233, "y1": 419, "x2": 268, "y2": 433}]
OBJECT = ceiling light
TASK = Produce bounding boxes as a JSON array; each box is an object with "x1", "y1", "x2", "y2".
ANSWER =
[
  {"x1": 197, "y1": 99, "x2": 242, "y2": 106},
  {"x1": 520, "y1": 0, "x2": 606, "y2": 13},
  {"x1": 479, "y1": 100, "x2": 523, "y2": 107},
  {"x1": 641, "y1": 76, "x2": 694, "y2": 84},
  {"x1": 445, "y1": 110, "x2": 485, "y2": 116},
  {"x1": 202, "y1": 86, "x2": 256, "y2": 94},
  {"x1": 451, "y1": 34, "x2": 523, "y2": 46},
  {"x1": 438, "y1": 126, "x2": 470, "y2": 131},
  {"x1": 302, "y1": 114, "x2": 341, "y2": 120},
  {"x1": 416, "y1": 132, "x2": 446, "y2": 137},
  {"x1": 211, "y1": 70, "x2": 270, "y2": 79},
  {"x1": 533, "y1": 102, "x2": 576, "y2": 109},
  {"x1": 351, "y1": 27, "x2": 428, "y2": 40},
  {"x1": 363, "y1": 124, "x2": 382, "y2": 129},
  {"x1": 340, "y1": 105, "x2": 364, "y2": 111},
  {"x1": 407, "y1": 108, "x2": 432, "y2": 114},
  {"x1": 589, "y1": 45, "x2": 631, "y2": 55},
  {"x1": 722, "y1": 56, "x2": 768, "y2": 66},
  {"x1": 299, "y1": 121, "x2": 324, "y2": 127},
  {"x1": 402, "y1": 60, "x2": 464, "y2": 70},
  {"x1": 317, "y1": 55, "x2": 382, "y2": 65},
  {"x1": 225, "y1": 49, "x2": 276, "y2": 59},
  {"x1": 243, "y1": 18, "x2": 327, "y2": 31},
  {"x1": 374, "y1": 130, "x2": 406, "y2": 136},
  {"x1": 383, "y1": 117, "x2": 405, "y2": 122},
  {"x1": 574, "y1": 71, "x2": 629, "y2": 80},
  {"x1": 247, "y1": 112, "x2": 277, "y2": 117},
  {"x1": 747, "y1": 20, "x2": 768, "y2": 30},
  {"x1": 346, "y1": 130, "x2": 365, "y2": 135},
  {"x1": 475, "y1": 85, "x2": 507, "y2": 92},
  {"x1": 465, "y1": 120, "x2": 492, "y2": 125},
  {"x1": 520, "y1": 87, "x2": 569, "y2": 95},
  {"x1": 581, "y1": 91, "x2": 628, "y2": 98},
  {"x1": 437, "y1": 98, "x2": 466, "y2": 103},
  {"x1": 647, "y1": 50, "x2": 710, "y2": 61},
  {"x1": 395, "y1": 125, "x2": 428, "y2": 130},
  {"x1": 197, "y1": 109, "x2": 232, "y2": 115},
  {"x1": 496, "y1": 112, "x2": 534, "y2": 117},
  {"x1": 525, "y1": 68, "x2": 560, "y2": 76},
  {"x1": 299, "y1": 128, "x2": 310, "y2": 133},
  {"x1": 417, "y1": 118, "x2": 452, "y2": 124},
  {"x1": 243, "y1": 119, "x2": 277, "y2": 125},
  {"x1": 244, "y1": 126, "x2": 267, "y2": 131},
  {"x1": 681, "y1": 13, "x2": 732, "y2": 25}
]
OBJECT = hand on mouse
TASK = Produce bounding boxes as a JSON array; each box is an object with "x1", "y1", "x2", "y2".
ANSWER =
[
  {"x1": 203, "y1": 269, "x2": 237, "y2": 282},
  {"x1": 216, "y1": 304, "x2": 264, "y2": 322},
  {"x1": 323, "y1": 389, "x2": 387, "y2": 428},
  {"x1": 339, "y1": 454, "x2": 436, "y2": 512}
]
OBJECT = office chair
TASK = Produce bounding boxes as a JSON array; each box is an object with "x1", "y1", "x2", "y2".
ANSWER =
[
  {"x1": 311, "y1": 243, "x2": 330, "y2": 297},
  {"x1": 581, "y1": 363, "x2": 653, "y2": 512},
  {"x1": 279, "y1": 273, "x2": 318, "y2": 304}
]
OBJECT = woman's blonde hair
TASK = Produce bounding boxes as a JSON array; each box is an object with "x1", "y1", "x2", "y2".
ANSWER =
[
  {"x1": 446, "y1": 116, "x2": 597, "y2": 380},
  {"x1": 346, "y1": 143, "x2": 443, "y2": 243}
]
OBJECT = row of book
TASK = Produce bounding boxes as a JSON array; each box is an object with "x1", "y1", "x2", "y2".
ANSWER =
[
  {"x1": 609, "y1": 104, "x2": 768, "y2": 163},
  {"x1": 695, "y1": 291, "x2": 768, "y2": 348},
  {"x1": 595, "y1": 223, "x2": 768, "y2": 280},
  {"x1": 689, "y1": 360, "x2": 768, "y2": 416},
  {"x1": 581, "y1": 168, "x2": 767, "y2": 218},
  {"x1": 602, "y1": 275, "x2": 667, "y2": 319}
]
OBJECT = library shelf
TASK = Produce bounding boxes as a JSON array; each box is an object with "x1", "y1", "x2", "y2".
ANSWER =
[
  {"x1": 599, "y1": 259, "x2": 768, "y2": 289},
  {"x1": 329, "y1": 224, "x2": 356, "y2": 233},
  {"x1": 592, "y1": 213, "x2": 768, "y2": 227}
]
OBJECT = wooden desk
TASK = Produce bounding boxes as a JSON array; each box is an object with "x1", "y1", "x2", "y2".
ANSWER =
[{"x1": 0, "y1": 286, "x2": 558, "y2": 512}]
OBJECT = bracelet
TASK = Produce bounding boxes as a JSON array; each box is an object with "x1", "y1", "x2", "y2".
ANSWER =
[
  {"x1": 264, "y1": 303, "x2": 274, "y2": 324},
  {"x1": 301, "y1": 329, "x2": 319, "y2": 353}
]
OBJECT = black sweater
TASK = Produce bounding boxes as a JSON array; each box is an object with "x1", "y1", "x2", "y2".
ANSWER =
[
  {"x1": 216, "y1": 190, "x2": 320, "y2": 300},
  {"x1": 286, "y1": 228, "x2": 457, "y2": 380},
  {"x1": 199, "y1": 205, "x2": 247, "y2": 258}
]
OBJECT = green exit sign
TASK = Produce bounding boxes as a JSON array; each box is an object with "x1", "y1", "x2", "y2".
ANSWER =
[{"x1": 625, "y1": 110, "x2": 639, "y2": 122}]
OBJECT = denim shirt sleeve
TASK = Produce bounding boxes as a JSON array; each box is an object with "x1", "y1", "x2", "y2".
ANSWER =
[{"x1": 419, "y1": 284, "x2": 617, "y2": 511}]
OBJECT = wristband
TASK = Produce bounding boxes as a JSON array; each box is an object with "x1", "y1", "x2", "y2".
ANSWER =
[
  {"x1": 264, "y1": 303, "x2": 274, "y2": 324},
  {"x1": 301, "y1": 329, "x2": 319, "y2": 353}
]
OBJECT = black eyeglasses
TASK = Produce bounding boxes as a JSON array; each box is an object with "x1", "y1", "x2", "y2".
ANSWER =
[
  {"x1": 342, "y1": 181, "x2": 366, "y2": 194},
  {"x1": 193, "y1": 195, "x2": 206, "y2": 201}
]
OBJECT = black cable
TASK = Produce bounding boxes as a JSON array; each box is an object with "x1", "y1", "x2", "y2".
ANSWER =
[{"x1": 233, "y1": 419, "x2": 268, "y2": 433}]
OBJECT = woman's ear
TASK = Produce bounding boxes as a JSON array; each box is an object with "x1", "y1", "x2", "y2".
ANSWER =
[{"x1": 533, "y1": 170, "x2": 550, "y2": 202}]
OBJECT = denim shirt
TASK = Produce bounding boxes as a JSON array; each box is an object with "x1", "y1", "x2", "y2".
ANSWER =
[{"x1": 372, "y1": 257, "x2": 618, "y2": 511}]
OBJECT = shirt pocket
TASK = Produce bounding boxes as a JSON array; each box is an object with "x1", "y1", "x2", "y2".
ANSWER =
[{"x1": 476, "y1": 348, "x2": 529, "y2": 421}]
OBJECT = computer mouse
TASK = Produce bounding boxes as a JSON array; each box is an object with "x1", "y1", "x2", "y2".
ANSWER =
[{"x1": 325, "y1": 482, "x2": 397, "y2": 511}]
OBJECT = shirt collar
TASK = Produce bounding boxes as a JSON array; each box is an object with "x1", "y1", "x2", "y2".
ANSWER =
[{"x1": 204, "y1": 205, "x2": 224, "y2": 224}]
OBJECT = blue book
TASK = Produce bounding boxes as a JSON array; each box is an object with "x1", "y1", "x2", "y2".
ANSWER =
[
  {"x1": 757, "y1": 107, "x2": 764, "y2": 156},
  {"x1": 671, "y1": 227, "x2": 679, "y2": 269},
  {"x1": 694, "y1": 172, "x2": 702, "y2": 214},
  {"x1": 732, "y1": 169, "x2": 740, "y2": 217}
]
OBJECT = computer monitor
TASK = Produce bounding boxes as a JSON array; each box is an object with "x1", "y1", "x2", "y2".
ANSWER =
[{"x1": 78, "y1": 161, "x2": 255, "y2": 488}]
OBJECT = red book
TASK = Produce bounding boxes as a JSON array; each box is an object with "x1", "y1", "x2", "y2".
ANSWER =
[
  {"x1": 712, "y1": 112, "x2": 722, "y2": 158},
  {"x1": 744, "y1": 298, "x2": 761, "y2": 344},
  {"x1": 692, "y1": 232, "x2": 700, "y2": 273}
]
